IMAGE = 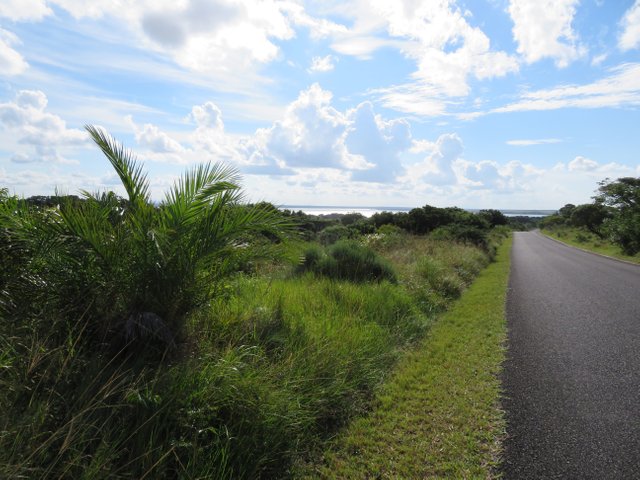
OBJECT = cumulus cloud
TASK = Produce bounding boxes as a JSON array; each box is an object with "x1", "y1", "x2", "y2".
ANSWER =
[
  {"x1": 247, "y1": 84, "x2": 350, "y2": 170},
  {"x1": 129, "y1": 118, "x2": 184, "y2": 154},
  {"x1": 405, "y1": 133, "x2": 463, "y2": 186},
  {"x1": 508, "y1": 0, "x2": 585, "y2": 67},
  {"x1": 619, "y1": 0, "x2": 640, "y2": 51},
  {"x1": 568, "y1": 156, "x2": 598, "y2": 171},
  {"x1": 346, "y1": 101, "x2": 411, "y2": 182},
  {"x1": 308, "y1": 55, "x2": 335, "y2": 73},
  {"x1": 0, "y1": 90, "x2": 87, "y2": 164},
  {"x1": 189, "y1": 101, "x2": 224, "y2": 130},
  {"x1": 328, "y1": 0, "x2": 518, "y2": 115},
  {"x1": 0, "y1": 29, "x2": 28, "y2": 76},
  {"x1": 236, "y1": 84, "x2": 416, "y2": 181},
  {"x1": 188, "y1": 101, "x2": 241, "y2": 161}
]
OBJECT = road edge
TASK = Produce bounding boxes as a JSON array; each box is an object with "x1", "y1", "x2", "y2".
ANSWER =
[{"x1": 537, "y1": 230, "x2": 640, "y2": 268}]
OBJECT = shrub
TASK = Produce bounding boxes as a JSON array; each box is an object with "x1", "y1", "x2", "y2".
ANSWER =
[
  {"x1": 0, "y1": 126, "x2": 291, "y2": 350},
  {"x1": 318, "y1": 224, "x2": 352, "y2": 245},
  {"x1": 430, "y1": 224, "x2": 488, "y2": 249},
  {"x1": 299, "y1": 240, "x2": 396, "y2": 283}
]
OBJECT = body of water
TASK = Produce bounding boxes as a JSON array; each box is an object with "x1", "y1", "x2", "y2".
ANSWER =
[{"x1": 281, "y1": 205, "x2": 555, "y2": 218}]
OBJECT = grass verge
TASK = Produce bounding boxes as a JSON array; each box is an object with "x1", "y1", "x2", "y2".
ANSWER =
[
  {"x1": 542, "y1": 227, "x2": 640, "y2": 264},
  {"x1": 301, "y1": 236, "x2": 512, "y2": 479}
]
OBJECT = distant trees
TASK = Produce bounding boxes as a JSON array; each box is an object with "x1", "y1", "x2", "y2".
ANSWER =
[
  {"x1": 479, "y1": 209, "x2": 509, "y2": 228},
  {"x1": 543, "y1": 177, "x2": 640, "y2": 255}
]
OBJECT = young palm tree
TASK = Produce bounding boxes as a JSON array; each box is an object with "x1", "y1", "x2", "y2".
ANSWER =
[{"x1": 6, "y1": 126, "x2": 290, "y2": 348}]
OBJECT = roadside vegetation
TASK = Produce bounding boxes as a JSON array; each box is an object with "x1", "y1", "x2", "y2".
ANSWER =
[
  {"x1": 1, "y1": 126, "x2": 516, "y2": 478},
  {"x1": 301, "y1": 238, "x2": 511, "y2": 479},
  {"x1": 541, "y1": 177, "x2": 640, "y2": 263}
]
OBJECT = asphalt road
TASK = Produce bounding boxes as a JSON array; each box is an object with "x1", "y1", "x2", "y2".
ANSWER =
[{"x1": 501, "y1": 231, "x2": 640, "y2": 479}]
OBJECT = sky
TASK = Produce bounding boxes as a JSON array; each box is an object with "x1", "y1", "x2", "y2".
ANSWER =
[{"x1": 0, "y1": 0, "x2": 639, "y2": 210}]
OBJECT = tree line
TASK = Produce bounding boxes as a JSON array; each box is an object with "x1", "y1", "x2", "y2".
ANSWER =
[{"x1": 541, "y1": 177, "x2": 640, "y2": 255}]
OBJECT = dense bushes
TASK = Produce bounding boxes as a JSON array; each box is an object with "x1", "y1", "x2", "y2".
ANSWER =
[
  {"x1": 1, "y1": 135, "x2": 506, "y2": 477},
  {"x1": 299, "y1": 240, "x2": 397, "y2": 283}
]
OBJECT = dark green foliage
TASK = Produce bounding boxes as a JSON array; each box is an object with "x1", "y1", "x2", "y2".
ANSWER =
[
  {"x1": 596, "y1": 177, "x2": 640, "y2": 255},
  {"x1": 558, "y1": 203, "x2": 576, "y2": 219},
  {"x1": 370, "y1": 210, "x2": 397, "y2": 229},
  {"x1": 507, "y1": 215, "x2": 542, "y2": 231},
  {"x1": 340, "y1": 212, "x2": 365, "y2": 226},
  {"x1": 406, "y1": 205, "x2": 454, "y2": 234},
  {"x1": 318, "y1": 224, "x2": 352, "y2": 245},
  {"x1": 430, "y1": 224, "x2": 489, "y2": 249},
  {"x1": 479, "y1": 209, "x2": 509, "y2": 227},
  {"x1": 569, "y1": 203, "x2": 611, "y2": 237},
  {"x1": 299, "y1": 240, "x2": 397, "y2": 283},
  {"x1": 539, "y1": 214, "x2": 566, "y2": 229}
]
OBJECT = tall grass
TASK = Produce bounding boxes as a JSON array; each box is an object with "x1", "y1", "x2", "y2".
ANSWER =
[{"x1": 2, "y1": 158, "x2": 501, "y2": 480}]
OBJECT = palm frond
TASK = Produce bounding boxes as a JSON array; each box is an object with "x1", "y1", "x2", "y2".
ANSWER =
[
  {"x1": 161, "y1": 162, "x2": 241, "y2": 232},
  {"x1": 85, "y1": 125, "x2": 150, "y2": 205}
]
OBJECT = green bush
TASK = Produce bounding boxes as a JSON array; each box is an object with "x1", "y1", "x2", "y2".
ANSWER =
[
  {"x1": 0, "y1": 126, "x2": 290, "y2": 351},
  {"x1": 430, "y1": 224, "x2": 488, "y2": 249},
  {"x1": 299, "y1": 240, "x2": 396, "y2": 283},
  {"x1": 318, "y1": 224, "x2": 352, "y2": 245}
]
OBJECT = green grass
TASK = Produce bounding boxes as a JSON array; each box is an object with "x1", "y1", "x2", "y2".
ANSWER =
[
  {"x1": 542, "y1": 227, "x2": 640, "y2": 264},
  {"x1": 301, "y1": 236, "x2": 512, "y2": 479},
  {"x1": 1, "y1": 232, "x2": 504, "y2": 478}
]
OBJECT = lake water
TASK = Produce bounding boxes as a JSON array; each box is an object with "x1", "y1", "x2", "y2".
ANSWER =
[{"x1": 281, "y1": 205, "x2": 554, "y2": 218}]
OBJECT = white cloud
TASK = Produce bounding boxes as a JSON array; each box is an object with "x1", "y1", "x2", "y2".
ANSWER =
[
  {"x1": 189, "y1": 101, "x2": 224, "y2": 130},
  {"x1": 0, "y1": 90, "x2": 87, "y2": 164},
  {"x1": 508, "y1": 0, "x2": 585, "y2": 67},
  {"x1": 463, "y1": 160, "x2": 503, "y2": 189},
  {"x1": 506, "y1": 138, "x2": 562, "y2": 146},
  {"x1": 591, "y1": 53, "x2": 607, "y2": 66},
  {"x1": 0, "y1": 0, "x2": 51, "y2": 21},
  {"x1": 346, "y1": 101, "x2": 411, "y2": 182},
  {"x1": 0, "y1": 29, "x2": 28, "y2": 76},
  {"x1": 325, "y1": 0, "x2": 518, "y2": 115},
  {"x1": 405, "y1": 133, "x2": 463, "y2": 186},
  {"x1": 372, "y1": 83, "x2": 450, "y2": 117},
  {"x1": 463, "y1": 63, "x2": 640, "y2": 117},
  {"x1": 568, "y1": 156, "x2": 598, "y2": 171},
  {"x1": 330, "y1": 36, "x2": 402, "y2": 59},
  {"x1": 308, "y1": 55, "x2": 335, "y2": 73},
  {"x1": 188, "y1": 101, "x2": 240, "y2": 161},
  {"x1": 128, "y1": 117, "x2": 184, "y2": 154},
  {"x1": 248, "y1": 83, "x2": 351, "y2": 170},
  {"x1": 0, "y1": 0, "x2": 330, "y2": 79},
  {"x1": 232, "y1": 84, "x2": 415, "y2": 181},
  {"x1": 619, "y1": 0, "x2": 640, "y2": 51}
]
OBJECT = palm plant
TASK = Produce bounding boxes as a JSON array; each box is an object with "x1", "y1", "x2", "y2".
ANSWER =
[{"x1": 2, "y1": 126, "x2": 291, "y2": 348}]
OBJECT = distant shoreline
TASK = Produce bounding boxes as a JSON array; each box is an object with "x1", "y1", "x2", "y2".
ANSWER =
[{"x1": 280, "y1": 205, "x2": 555, "y2": 218}]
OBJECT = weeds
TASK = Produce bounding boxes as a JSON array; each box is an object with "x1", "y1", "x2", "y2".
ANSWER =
[{"x1": 2, "y1": 153, "x2": 503, "y2": 479}]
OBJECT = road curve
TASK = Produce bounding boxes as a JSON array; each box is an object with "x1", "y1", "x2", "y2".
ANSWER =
[{"x1": 501, "y1": 231, "x2": 640, "y2": 479}]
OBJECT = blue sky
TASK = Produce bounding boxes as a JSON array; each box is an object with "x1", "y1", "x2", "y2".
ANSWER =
[{"x1": 1, "y1": 0, "x2": 639, "y2": 209}]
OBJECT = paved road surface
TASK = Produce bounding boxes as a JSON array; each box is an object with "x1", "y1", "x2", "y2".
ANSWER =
[{"x1": 502, "y1": 232, "x2": 640, "y2": 479}]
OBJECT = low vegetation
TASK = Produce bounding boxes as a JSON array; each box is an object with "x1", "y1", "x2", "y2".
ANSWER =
[
  {"x1": 542, "y1": 227, "x2": 640, "y2": 264},
  {"x1": 1, "y1": 127, "x2": 514, "y2": 478},
  {"x1": 541, "y1": 176, "x2": 640, "y2": 260},
  {"x1": 301, "y1": 237, "x2": 512, "y2": 478}
]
